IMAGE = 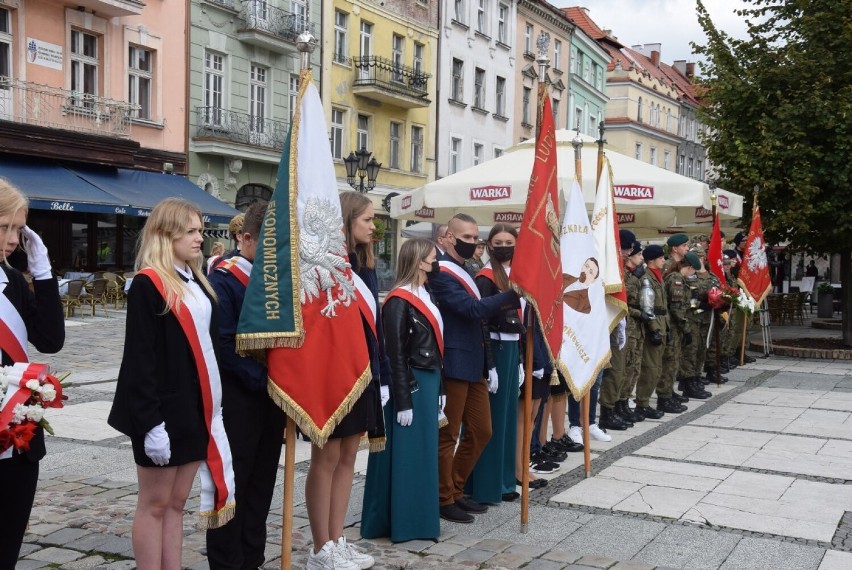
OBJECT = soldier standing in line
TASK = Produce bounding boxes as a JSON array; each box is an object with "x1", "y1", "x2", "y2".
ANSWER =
[
  {"x1": 634, "y1": 245, "x2": 668, "y2": 420},
  {"x1": 619, "y1": 240, "x2": 646, "y2": 423},
  {"x1": 663, "y1": 233, "x2": 690, "y2": 272},
  {"x1": 680, "y1": 247, "x2": 712, "y2": 400}
]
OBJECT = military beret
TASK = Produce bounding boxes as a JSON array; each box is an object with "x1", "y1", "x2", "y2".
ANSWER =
[
  {"x1": 619, "y1": 229, "x2": 636, "y2": 249},
  {"x1": 644, "y1": 244, "x2": 665, "y2": 261},
  {"x1": 628, "y1": 240, "x2": 643, "y2": 256},
  {"x1": 733, "y1": 231, "x2": 746, "y2": 246},
  {"x1": 723, "y1": 249, "x2": 738, "y2": 261},
  {"x1": 684, "y1": 252, "x2": 701, "y2": 270},
  {"x1": 666, "y1": 233, "x2": 689, "y2": 247}
]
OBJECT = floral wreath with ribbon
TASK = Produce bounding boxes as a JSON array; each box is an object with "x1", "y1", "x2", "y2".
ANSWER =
[{"x1": 0, "y1": 363, "x2": 69, "y2": 457}]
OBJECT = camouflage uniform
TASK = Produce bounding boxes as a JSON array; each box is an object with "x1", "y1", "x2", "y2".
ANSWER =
[
  {"x1": 636, "y1": 269, "x2": 668, "y2": 408},
  {"x1": 621, "y1": 266, "x2": 645, "y2": 402},
  {"x1": 660, "y1": 271, "x2": 691, "y2": 399}
]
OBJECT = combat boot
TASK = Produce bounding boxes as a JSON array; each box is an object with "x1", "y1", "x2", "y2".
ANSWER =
[
  {"x1": 657, "y1": 396, "x2": 687, "y2": 414},
  {"x1": 612, "y1": 403, "x2": 634, "y2": 428},
  {"x1": 672, "y1": 385, "x2": 689, "y2": 403},
  {"x1": 598, "y1": 406, "x2": 629, "y2": 431},
  {"x1": 635, "y1": 404, "x2": 664, "y2": 420},
  {"x1": 684, "y1": 377, "x2": 712, "y2": 399},
  {"x1": 725, "y1": 355, "x2": 739, "y2": 369},
  {"x1": 705, "y1": 367, "x2": 729, "y2": 384},
  {"x1": 618, "y1": 400, "x2": 644, "y2": 423}
]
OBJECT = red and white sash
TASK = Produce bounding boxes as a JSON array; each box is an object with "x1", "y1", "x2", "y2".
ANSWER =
[
  {"x1": 476, "y1": 263, "x2": 525, "y2": 341},
  {"x1": 138, "y1": 268, "x2": 236, "y2": 529},
  {"x1": 0, "y1": 275, "x2": 28, "y2": 364},
  {"x1": 351, "y1": 272, "x2": 378, "y2": 340},
  {"x1": 384, "y1": 285, "x2": 444, "y2": 357},
  {"x1": 439, "y1": 260, "x2": 481, "y2": 299},
  {"x1": 216, "y1": 255, "x2": 252, "y2": 288}
]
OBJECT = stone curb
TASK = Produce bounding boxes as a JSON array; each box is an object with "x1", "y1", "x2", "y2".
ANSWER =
[{"x1": 750, "y1": 339, "x2": 852, "y2": 360}]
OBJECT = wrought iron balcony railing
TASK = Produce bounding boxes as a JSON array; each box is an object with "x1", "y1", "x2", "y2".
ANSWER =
[
  {"x1": 194, "y1": 106, "x2": 289, "y2": 150},
  {"x1": 0, "y1": 76, "x2": 138, "y2": 138},
  {"x1": 352, "y1": 56, "x2": 431, "y2": 100},
  {"x1": 238, "y1": 1, "x2": 316, "y2": 43},
  {"x1": 205, "y1": 0, "x2": 236, "y2": 9}
]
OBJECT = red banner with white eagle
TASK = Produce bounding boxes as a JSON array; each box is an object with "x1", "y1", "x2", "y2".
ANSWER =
[{"x1": 737, "y1": 199, "x2": 772, "y2": 306}]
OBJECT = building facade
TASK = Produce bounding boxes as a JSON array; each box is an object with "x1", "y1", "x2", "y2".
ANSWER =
[
  {"x1": 561, "y1": 7, "x2": 608, "y2": 137},
  {"x1": 436, "y1": 0, "x2": 517, "y2": 176}
]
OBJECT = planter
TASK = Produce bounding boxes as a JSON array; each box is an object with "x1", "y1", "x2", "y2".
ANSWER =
[{"x1": 817, "y1": 293, "x2": 835, "y2": 318}]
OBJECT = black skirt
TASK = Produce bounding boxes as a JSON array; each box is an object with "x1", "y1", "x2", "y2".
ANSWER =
[
  {"x1": 130, "y1": 425, "x2": 208, "y2": 467},
  {"x1": 330, "y1": 383, "x2": 379, "y2": 440}
]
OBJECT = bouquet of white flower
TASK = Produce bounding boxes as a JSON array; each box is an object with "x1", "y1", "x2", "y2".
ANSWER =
[{"x1": 0, "y1": 363, "x2": 70, "y2": 458}]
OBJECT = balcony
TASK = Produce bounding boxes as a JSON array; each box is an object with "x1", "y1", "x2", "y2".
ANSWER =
[
  {"x1": 192, "y1": 107, "x2": 289, "y2": 163},
  {"x1": 61, "y1": 0, "x2": 144, "y2": 18},
  {"x1": 351, "y1": 56, "x2": 431, "y2": 109},
  {"x1": 237, "y1": 1, "x2": 316, "y2": 54},
  {"x1": 0, "y1": 76, "x2": 137, "y2": 138}
]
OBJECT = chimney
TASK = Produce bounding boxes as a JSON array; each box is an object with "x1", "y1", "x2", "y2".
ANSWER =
[
  {"x1": 686, "y1": 62, "x2": 696, "y2": 78},
  {"x1": 650, "y1": 50, "x2": 660, "y2": 67}
]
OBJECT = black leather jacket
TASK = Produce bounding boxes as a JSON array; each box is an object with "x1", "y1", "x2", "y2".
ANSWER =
[
  {"x1": 382, "y1": 295, "x2": 443, "y2": 412},
  {"x1": 476, "y1": 274, "x2": 526, "y2": 337}
]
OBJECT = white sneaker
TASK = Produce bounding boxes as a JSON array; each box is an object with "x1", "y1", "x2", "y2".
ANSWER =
[
  {"x1": 335, "y1": 536, "x2": 375, "y2": 569},
  {"x1": 568, "y1": 425, "x2": 582, "y2": 444},
  {"x1": 589, "y1": 423, "x2": 612, "y2": 442},
  {"x1": 306, "y1": 540, "x2": 358, "y2": 570}
]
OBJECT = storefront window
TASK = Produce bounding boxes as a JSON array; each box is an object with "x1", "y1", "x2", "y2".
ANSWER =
[{"x1": 374, "y1": 215, "x2": 396, "y2": 291}]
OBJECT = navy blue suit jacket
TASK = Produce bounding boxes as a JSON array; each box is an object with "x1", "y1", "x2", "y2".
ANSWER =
[{"x1": 428, "y1": 253, "x2": 520, "y2": 382}]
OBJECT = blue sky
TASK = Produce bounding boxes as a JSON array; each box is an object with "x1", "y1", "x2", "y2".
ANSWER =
[{"x1": 549, "y1": 0, "x2": 751, "y2": 65}]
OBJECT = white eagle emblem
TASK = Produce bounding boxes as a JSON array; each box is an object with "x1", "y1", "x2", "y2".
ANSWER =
[
  {"x1": 747, "y1": 236, "x2": 768, "y2": 272},
  {"x1": 299, "y1": 197, "x2": 356, "y2": 317}
]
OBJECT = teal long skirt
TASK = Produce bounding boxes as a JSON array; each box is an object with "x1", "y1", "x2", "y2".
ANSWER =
[
  {"x1": 467, "y1": 339, "x2": 519, "y2": 503},
  {"x1": 360, "y1": 368, "x2": 440, "y2": 543}
]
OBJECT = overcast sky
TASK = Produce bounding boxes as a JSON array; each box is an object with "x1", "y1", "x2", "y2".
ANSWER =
[{"x1": 549, "y1": 0, "x2": 751, "y2": 65}]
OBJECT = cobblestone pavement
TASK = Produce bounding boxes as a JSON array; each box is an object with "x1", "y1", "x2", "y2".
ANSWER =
[{"x1": 16, "y1": 310, "x2": 852, "y2": 569}]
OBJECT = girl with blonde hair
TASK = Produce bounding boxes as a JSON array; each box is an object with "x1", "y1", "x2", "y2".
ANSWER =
[
  {"x1": 0, "y1": 179, "x2": 64, "y2": 567},
  {"x1": 109, "y1": 197, "x2": 235, "y2": 569}
]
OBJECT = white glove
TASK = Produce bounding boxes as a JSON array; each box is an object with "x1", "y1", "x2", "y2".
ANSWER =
[
  {"x1": 487, "y1": 368, "x2": 499, "y2": 394},
  {"x1": 380, "y1": 386, "x2": 390, "y2": 408},
  {"x1": 532, "y1": 368, "x2": 544, "y2": 379},
  {"x1": 21, "y1": 226, "x2": 52, "y2": 280},
  {"x1": 144, "y1": 422, "x2": 171, "y2": 466},
  {"x1": 397, "y1": 409, "x2": 413, "y2": 426},
  {"x1": 518, "y1": 364, "x2": 525, "y2": 387},
  {"x1": 438, "y1": 394, "x2": 446, "y2": 414},
  {"x1": 616, "y1": 318, "x2": 627, "y2": 350}
]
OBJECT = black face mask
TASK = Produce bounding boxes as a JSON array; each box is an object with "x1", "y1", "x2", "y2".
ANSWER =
[
  {"x1": 453, "y1": 239, "x2": 478, "y2": 260},
  {"x1": 430, "y1": 260, "x2": 440, "y2": 274},
  {"x1": 491, "y1": 246, "x2": 515, "y2": 263}
]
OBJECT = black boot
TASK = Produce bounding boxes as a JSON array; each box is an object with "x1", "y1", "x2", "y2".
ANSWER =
[
  {"x1": 684, "y1": 377, "x2": 712, "y2": 399},
  {"x1": 612, "y1": 403, "x2": 634, "y2": 427},
  {"x1": 619, "y1": 400, "x2": 644, "y2": 423},
  {"x1": 635, "y1": 404, "x2": 664, "y2": 419},
  {"x1": 726, "y1": 355, "x2": 739, "y2": 369},
  {"x1": 672, "y1": 383, "x2": 690, "y2": 403},
  {"x1": 599, "y1": 406, "x2": 630, "y2": 431},
  {"x1": 719, "y1": 359, "x2": 730, "y2": 374},
  {"x1": 705, "y1": 367, "x2": 729, "y2": 384},
  {"x1": 657, "y1": 396, "x2": 688, "y2": 414},
  {"x1": 742, "y1": 353, "x2": 756, "y2": 364}
]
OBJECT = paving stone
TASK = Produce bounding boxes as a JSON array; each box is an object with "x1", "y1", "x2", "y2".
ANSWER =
[
  {"x1": 610, "y1": 561, "x2": 655, "y2": 570},
  {"x1": 64, "y1": 555, "x2": 109, "y2": 569},
  {"x1": 18, "y1": 543, "x2": 39, "y2": 557},
  {"x1": 523, "y1": 559, "x2": 569, "y2": 570},
  {"x1": 95, "y1": 534, "x2": 135, "y2": 556},
  {"x1": 504, "y1": 543, "x2": 549, "y2": 557},
  {"x1": 541, "y1": 550, "x2": 584, "y2": 564},
  {"x1": 24, "y1": 546, "x2": 86, "y2": 564},
  {"x1": 423, "y1": 541, "x2": 467, "y2": 557},
  {"x1": 14, "y1": 560, "x2": 49, "y2": 570},
  {"x1": 575, "y1": 554, "x2": 620, "y2": 568},
  {"x1": 484, "y1": 551, "x2": 536, "y2": 568},
  {"x1": 67, "y1": 532, "x2": 111, "y2": 552},
  {"x1": 555, "y1": 516, "x2": 665, "y2": 561},
  {"x1": 820, "y1": 550, "x2": 852, "y2": 569},
  {"x1": 452, "y1": 547, "x2": 495, "y2": 563},
  {"x1": 100, "y1": 562, "x2": 138, "y2": 569},
  {"x1": 719, "y1": 536, "x2": 825, "y2": 570},
  {"x1": 475, "y1": 538, "x2": 513, "y2": 552},
  {"x1": 394, "y1": 538, "x2": 434, "y2": 553},
  {"x1": 634, "y1": 525, "x2": 740, "y2": 569},
  {"x1": 41, "y1": 527, "x2": 92, "y2": 546}
]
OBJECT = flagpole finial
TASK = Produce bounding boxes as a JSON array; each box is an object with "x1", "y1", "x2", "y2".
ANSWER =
[
  {"x1": 296, "y1": 31, "x2": 318, "y2": 71},
  {"x1": 710, "y1": 192, "x2": 717, "y2": 206},
  {"x1": 571, "y1": 128, "x2": 583, "y2": 156},
  {"x1": 536, "y1": 32, "x2": 551, "y2": 83}
]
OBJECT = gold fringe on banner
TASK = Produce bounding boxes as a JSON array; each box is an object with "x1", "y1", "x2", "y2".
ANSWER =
[
  {"x1": 199, "y1": 501, "x2": 236, "y2": 530},
  {"x1": 266, "y1": 365, "x2": 372, "y2": 449},
  {"x1": 236, "y1": 331, "x2": 305, "y2": 356}
]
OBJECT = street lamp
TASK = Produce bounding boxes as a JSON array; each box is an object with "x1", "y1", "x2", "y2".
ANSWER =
[{"x1": 344, "y1": 148, "x2": 381, "y2": 192}]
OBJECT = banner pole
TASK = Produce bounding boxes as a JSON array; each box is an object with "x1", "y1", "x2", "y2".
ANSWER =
[
  {"x1": 281, "y1": 418, "x2": 295, "y2": 570},
  {"x1": 521, "y1": 312, "x2": 534, "y2": 532},
  {"x1": 581, "y1": 394, "x2": 591, "y2": 477}
]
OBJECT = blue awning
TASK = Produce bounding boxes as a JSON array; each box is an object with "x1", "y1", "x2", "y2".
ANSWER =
[
  {"x1": 69, "y1": 167, "x2": 239, "y2": 224},
  {"x1": 0, "y1": 157, "x2": 131, "y2": 215}
]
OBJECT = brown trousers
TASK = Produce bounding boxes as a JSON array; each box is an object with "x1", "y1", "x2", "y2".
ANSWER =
[{"x1": 438, "y1": 377, "x2": 493, "y2": 506}]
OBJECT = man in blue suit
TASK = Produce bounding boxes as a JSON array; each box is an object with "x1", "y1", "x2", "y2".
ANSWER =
[{"x1": 428, "y1": 213, "x2": 520, "y2": 523}]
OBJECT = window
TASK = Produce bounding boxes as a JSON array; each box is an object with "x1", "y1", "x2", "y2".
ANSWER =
[
  {"x1": 474, "y1": 68, "x2": 485, "y2": 109},
  {"x1": 570, "y1": 46, "x2": 578, "y2": 74},
  {"x1": 451, "y1": 58, "x2": 464, "y2": 101},
  {"x1": 497, "y1": 4, "x2": 508, "y2": 44},
  {"x1": 588, "y1": 113, "x2": 597, "y2": 137},
  {"x1": 333, "y1": 10, "x2": 347, "y2": 64},
  {"x1": 203, "y1": 51, "x2": 225, "y2": 125},
  {"x1": 473, "y1": 143, "x2": 483, "y2": 166},
  {"x1": 637, "y1": 96, "x2": 643, "y2": 122},
  {"x1": 450, "y1": 137, "x2": 462, "y2": 174},
  {"x1": 289, "y1": 74, "x2": 299, "y2": 122},
  {"x1": 249, "y1": 65, "x2": 267, "y2": 134},
  {"x1": 413, "y1": 42, "x2": 424, "y2": 76},
  {"x1": 553, "y1": 98, "x2": 559, "y2": 124},
  {"x1": 650, "y1": 147, "x2": 657, "y2": 166},
  {"x1": 291, "y1": 0, "x2": 307, "y2": 30},
  {"x1": 583, "y1": 56, "x2": 591, "y2": 82},
  {"x1": 410, "y1": 126, "x2": 423, "y2": 173},
  {"x1": 236, "y1": 184, "x2": 273, "y2": 212},
  {"x1": 663, "y1": 151, "x2": 671, "y2": 170},
  {"x1": 522, "y1": 87, "x2": 531, "y2": 124},
  {"x1": 495, "y1": 76, "x2": 505, "y2": 116},
  {"x1": 71, "y1": 30, "x2": 99, "y2": 106},
  {"x1": 524, "y1": 24, "x2": 533, "y2": 54},
  {"x1": 0, "y1": 8, "x2": 12, "y2": 84},
  {"x1": 678, "y1": 154, "x2": 685, "y2": 174},
  {"x1": 454, "y1": 0, "x2": 465, "y2": 23},
  {"x1": 553, "y1": 40, "x2": 561, "y2": 71},
  {"x1": 595, "y1": 65, "x2": 603, "y2": 90},
  {"x1": 359, "y1": 22, "x2": 372, "y2": 80},
  {"x1": 357, "y1": 114, "x2": 369, "y2": 151},
  {"x1": 574, "y1": 107, "x2": 583, "y2": 131},
  {"x1": 389, "y1": 121, "x2": 401, "y2": 169},
  {"x1": 494, "y1": 146, "x2": 503, "y2": 158},
  {"x1": 476, "y1": 0, "x2": 487, "y2": 34},
  {"x1": 687, "y1": 157, "x2": 694, "y2": 177},
  {"x1": 634, "y1": 143, "x2": 642, "y2": 161},
  {"x1": 128, "y1": 46, "x2": 152, "y2": 120},
  {"x1": 666, "y1": 108, "x2": 672, "y2": 131},
  {"x1": 330, "y1": 108, "x2": 344, "y2": 159},
  {"x1": 392, "y1": 34, "x2": 404, "y2": 83}
]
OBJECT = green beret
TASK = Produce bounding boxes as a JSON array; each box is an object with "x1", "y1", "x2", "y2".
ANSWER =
[
  {"x1": 666, "y1": 233, "x2": 689, "y2": 247},
  {"x1": 684, "y1": 252, "x2": 701, "y2": 270}
]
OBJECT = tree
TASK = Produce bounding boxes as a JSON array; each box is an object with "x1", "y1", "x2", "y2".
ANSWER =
[{"x1": 693, "y1": 0, "x2": 852, "y2": 344}]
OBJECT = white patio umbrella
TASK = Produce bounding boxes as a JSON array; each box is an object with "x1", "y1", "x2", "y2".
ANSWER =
[{"x1": 390, "y1": 130, "x2": 743, "y2": 235}]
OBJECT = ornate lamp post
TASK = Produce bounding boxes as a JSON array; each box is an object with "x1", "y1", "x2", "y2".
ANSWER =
[{"x1": 343, "y1": 148, "x2": 381, "y2": 193}]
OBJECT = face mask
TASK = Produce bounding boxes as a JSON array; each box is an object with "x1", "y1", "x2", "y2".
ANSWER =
[
  {"x1": 453, "y1": 239, "x2": 478, "y2": 260},
  {"x1": 491, "y1": 246, "x2": 515, "y2": 263},
  {"x1": 430, "y1": 260, "x2": 440, "y2": 273}
]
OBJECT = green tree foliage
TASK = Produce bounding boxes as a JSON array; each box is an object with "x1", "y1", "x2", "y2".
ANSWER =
[{"x1": 692, "y1": 0, "x2": 852, "y2": 252}]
